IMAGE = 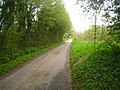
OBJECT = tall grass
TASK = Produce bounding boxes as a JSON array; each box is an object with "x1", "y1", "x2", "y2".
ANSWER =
[
  {"x1": 70, "y1": 40, "x2": 95, "y2": 68},
  {"x1": 70, "y1": 39, "x2": 120, "y2": 90}
]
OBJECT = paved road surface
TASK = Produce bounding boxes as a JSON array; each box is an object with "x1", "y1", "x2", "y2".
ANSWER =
[{"x1": 0, "y1": 42, "x2": 71, "y2": 90}]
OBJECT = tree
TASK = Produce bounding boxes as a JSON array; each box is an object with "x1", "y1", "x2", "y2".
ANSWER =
[
  {"x1": 77, "y1": 0, "x2": 120, "y2": 45},
  {"x1": 0, "y1": 0, "x2": 72, "y2": 61}
]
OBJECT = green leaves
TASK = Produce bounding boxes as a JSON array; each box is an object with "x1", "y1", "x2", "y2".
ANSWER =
[
  {"x1": 0, "y1": 0, "x2": 72, "y2": 63},
  {"x1": 70, "y1": 39, "x2": 120, "y2": 90}
]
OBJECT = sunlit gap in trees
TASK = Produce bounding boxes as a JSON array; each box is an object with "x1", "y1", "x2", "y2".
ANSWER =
[{"x1": 63, "y1": 0, "x2": 92, "y2": 33}]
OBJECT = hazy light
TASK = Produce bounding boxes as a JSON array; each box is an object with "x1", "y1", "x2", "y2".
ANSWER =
[
  {"x1": 63, "y1": 0, "x2": 91, "y2": 32},
  {"x1": 67, "y1": 39, "x2": 72, "y2": 43},
  {"x1": 63, "y1": 0, "x2": 103, "y2": 32}
]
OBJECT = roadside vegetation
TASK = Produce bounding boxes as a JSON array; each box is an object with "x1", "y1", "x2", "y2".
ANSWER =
[
  {"x1": 70, "y1": 0, "x2": 120, "y2": 89},
  {"x1": 0, "y1": 0, "x2": 72, "y2": 75},
  {"x1": 0, "y1": 43, "x2": 63, "y2": 76},
  {"x1": 70, "y1": 39, "x2": 120, "y2": 90}
]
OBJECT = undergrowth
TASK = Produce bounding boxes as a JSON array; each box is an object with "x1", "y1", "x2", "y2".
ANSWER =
[
  {"x1": 0, "y1": 43, "x2": 63, "y2": 75},
  {"x1": 70, "y1": 39, "x2": 120, "y2": 90}
]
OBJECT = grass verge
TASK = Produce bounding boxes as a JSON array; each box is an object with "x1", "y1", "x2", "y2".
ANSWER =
[
  {"x1": 70, "y1": 39, "x2": 120, "y2": 90},
  {"x1": 0, "y1": 42, "x2": 63, "y2": 76}
]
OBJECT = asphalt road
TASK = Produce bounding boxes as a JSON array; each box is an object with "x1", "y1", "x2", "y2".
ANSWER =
[{"x1": 0, "y1": 42, "x2": 72, "y2": 90}]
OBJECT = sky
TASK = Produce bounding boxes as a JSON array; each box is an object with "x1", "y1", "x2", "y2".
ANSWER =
[{"x1": 63, "y1": 0, "x2": 102, "y2": 32}]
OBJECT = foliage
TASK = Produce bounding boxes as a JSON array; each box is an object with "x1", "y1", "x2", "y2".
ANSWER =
[
  {"x1": 72, "y1": 0, "x2": 120, "y2": 89},
  {"x1": 77, "y1": 0, "x2": 120, "y2": 45},
  {"x1": 70, "y1": 39, "x2": 120, "y2": 90},
  {"x1": 24, "y1": 47, "x2": 38, "y2": 54},
  {"x1": 70, "y1": 39, "x2": 94, "y2": 68},
  {"x1": 78, "y1": 25, "x2": 108, "y2": 42},
  {"x1": 0, "y1": 0, "x2": 72, "y2": 64},
  {"x1": 0, "y1": 42, "x2": 63, "y2": 75}
]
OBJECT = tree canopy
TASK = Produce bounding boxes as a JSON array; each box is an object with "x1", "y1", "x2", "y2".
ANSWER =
[
  {"x1": 0, "y1": 0, "x2": 72, "y2": 51},
  {"x1": 0, "y1": 0, "x2": 72, "y2": 63}
]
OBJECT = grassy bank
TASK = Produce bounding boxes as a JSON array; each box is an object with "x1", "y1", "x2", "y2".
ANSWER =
[
  {"x1": 0, "y1": 42, "x2": 63, "y2": 76},
  {"x1": 70, "y1": 39, "x2": 120, "y2": 90}
]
